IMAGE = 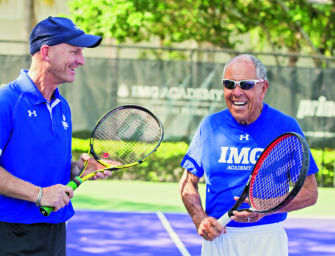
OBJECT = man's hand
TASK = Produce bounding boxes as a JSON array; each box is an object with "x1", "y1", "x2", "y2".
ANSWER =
[
  {"x1": 229, "y1": 196, "x2": 266, "y2": 223},
  {"x1": 40, "y1": 184, "x2": 74, "y2": 212},
  {"x1": 198, "y1": 216, "x2": 225, "y2": 241},
  {"x1": 74, "y1": 153, "x2": 113, "y2": 180}
]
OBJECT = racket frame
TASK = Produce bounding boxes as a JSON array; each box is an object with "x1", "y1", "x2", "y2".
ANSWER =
[
  {"x1": 40, "y1": 105, "x2": 164, "y2": 216},
  {"x1": 248, "y1": 132, "x2": 309, "y2": 213},
  {"x1": 86, "y1": 105, "x2": 164, "y2": 178},
  {"x1": 218, "y1": 132, "x2": 310, "y2": 226}
]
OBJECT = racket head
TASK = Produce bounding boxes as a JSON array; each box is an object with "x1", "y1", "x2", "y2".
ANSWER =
[
  {"x1": 248, "y1": 132, "x2": 309, "y2": 214},
  {"x1": 88, "y1": 105, "x2": 164, "y2": 171}
]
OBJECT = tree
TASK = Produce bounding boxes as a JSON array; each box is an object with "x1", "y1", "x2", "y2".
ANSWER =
[
  {"x1": 68, "y1": 0, "x2": 249, "y2": 47},
  {"x1": 23, "y1": 0, "x2": 56, "y2": 39},
  {"x1": 242, "y1": 0, "x2": 335, "y2": 66},
  {"x1": 20, "y1": 0, "x2": 55, "y2": 54},
  {"x1": 68, "y1": 0, "x2": 335, "y2": 66}
]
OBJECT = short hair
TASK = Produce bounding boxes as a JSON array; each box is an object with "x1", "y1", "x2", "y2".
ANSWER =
[{"x1": 222, "y1": 54, "x2": 268, "y2": 80}]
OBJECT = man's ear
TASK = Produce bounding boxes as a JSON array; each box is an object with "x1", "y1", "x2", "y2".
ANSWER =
[
  {"x1": 262, "y1": 80, "x2": 269, "y2": 94},
  {"x1": 259, "y1": 80, "x2": 269, "y2": 102},
  {"x1": 40, "y1": 45, "x2": 50, "y2": 60}
]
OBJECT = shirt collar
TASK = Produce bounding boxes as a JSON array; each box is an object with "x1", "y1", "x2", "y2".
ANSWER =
[{"x1": 15, "y1": 69, "x2": 61, "y2": 105}]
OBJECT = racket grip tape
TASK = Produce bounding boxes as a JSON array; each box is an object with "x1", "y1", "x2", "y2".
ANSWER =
[
  {"x1": 217, "y1": 212, "x2": 232, "y2": 227},
  {"x1": 39, "y1": 177, "x2": 83, "y2": 217}
]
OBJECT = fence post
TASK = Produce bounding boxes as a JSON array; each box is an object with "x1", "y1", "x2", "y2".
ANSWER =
[{"x1": 320, "y1": 148, "x2": 325, "y2": 187}]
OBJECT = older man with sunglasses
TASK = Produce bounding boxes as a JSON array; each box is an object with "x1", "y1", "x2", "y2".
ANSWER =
[{"x1": 179, "y1": 54, "x2": 318, "y2": 256}]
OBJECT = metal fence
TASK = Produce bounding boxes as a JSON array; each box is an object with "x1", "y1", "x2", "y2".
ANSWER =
[{"x1": 0, "y1": 42, "x2": 334, "y2": 186}]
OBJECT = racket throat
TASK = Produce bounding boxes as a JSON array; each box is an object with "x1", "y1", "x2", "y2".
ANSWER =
[
  {"x1": 227, "y1": 210, "x2": 235, "y2": 218},
  {"x1": 68, "y1": 177, "x2": 83, "y2": 191},
  {"x1": 74, "y1": 176, "x2": 83, "y2": 186}
]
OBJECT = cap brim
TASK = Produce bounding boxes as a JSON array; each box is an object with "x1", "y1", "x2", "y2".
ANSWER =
[{"x1": 65, "y1": 33, "x2": 102, "y2": 48}]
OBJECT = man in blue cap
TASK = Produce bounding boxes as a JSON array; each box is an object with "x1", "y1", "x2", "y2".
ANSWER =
[{"x1": 0, "y1": 17, "x2": 110, "y2": 255}]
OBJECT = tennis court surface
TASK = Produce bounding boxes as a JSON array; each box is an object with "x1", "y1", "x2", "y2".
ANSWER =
[{"x1": 67, "y1": 210, "x2": 335, "y2": 256}]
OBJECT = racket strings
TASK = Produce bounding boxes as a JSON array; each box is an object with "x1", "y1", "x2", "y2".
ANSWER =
[
  {"x1": 249, "y1": 135, "x2": 304, "y2": 211},
  {"x1": 91, "y1": 108, "x2": 162, "y2": 165}
]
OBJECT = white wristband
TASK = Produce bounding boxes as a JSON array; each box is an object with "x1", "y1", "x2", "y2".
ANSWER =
[{"x1": 35, "y1": 186, "x2": 43, "y2": 207}]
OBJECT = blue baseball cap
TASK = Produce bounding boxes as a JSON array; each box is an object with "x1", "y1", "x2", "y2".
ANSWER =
[{"x1": 29, "y1": 16, "x2": 102, "y2": 55}]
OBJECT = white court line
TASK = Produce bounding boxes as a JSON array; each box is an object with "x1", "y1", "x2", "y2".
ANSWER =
[
  {"x1": 288, "y1": 214, "x2": 335, "y2": 220},
  {"x1": 156, "y1": 211, "x2": 191, "y2": 256}
]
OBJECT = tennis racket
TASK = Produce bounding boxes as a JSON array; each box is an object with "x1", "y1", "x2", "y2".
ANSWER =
[
  {"x1": 218, "y1": 132, "x2": 310, "y2": 227},
  {"x1": 40, "y1": 105, "x2": 164, "y2": 216}
]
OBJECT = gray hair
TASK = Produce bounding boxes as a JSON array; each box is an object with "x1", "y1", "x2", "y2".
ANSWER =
[{"x1": 222, "y1": 54, "x2": 268, "y2": 80}]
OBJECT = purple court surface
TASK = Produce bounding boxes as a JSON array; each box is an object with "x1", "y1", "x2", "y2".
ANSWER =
[{"x1": 67, "y1": 210, "x2": 335, "y2": 256}]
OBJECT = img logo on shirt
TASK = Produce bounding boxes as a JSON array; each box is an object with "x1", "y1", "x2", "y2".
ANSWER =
[
  {"x1": 62, "y1": 115, "x2": 69, "y2": 130},
  {"x1": 219, "y1": 147, "x2": 264, "y2": 165}
]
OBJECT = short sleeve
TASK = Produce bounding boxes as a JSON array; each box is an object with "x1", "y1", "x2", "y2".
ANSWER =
[
  {"x1": 0, "y1": 86, "x2": 14, "y2": 156},
  {"x1": 180, "y1": 126, "x2": 204, "y2": 177}
]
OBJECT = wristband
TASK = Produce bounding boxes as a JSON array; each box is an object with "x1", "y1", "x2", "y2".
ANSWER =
[{"x1": 35, "y1": 186, "x2": 43, "y2": 207}]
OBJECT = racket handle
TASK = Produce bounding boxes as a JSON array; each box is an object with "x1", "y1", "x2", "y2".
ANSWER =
[
  {"x1": 39, "y1": 206, "x2": 54, "y2": 217},
  {"x1": 39, "y1": 178, "x2": 82, "y2": 217},
  {"x1": 217, "y1": 212, "x2": 231, "y2": 227}
]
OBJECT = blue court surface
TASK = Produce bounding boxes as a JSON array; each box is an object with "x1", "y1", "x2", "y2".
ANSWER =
[{"x1": 67, "y1": 210, "x2": 335, "y2": 256}]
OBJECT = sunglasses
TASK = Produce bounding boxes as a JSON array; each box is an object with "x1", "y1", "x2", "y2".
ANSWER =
[{"x1": 222, "y1": 79, "x2": 265, "y2": 90}]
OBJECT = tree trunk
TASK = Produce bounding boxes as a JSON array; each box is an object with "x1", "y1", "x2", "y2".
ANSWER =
[{"x1": 23, "y1": 0, "x2": 36, "y2": 54}]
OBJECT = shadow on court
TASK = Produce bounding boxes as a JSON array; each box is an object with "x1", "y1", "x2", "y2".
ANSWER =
[
  {"x1": 67, "y1": 210, "x2": 335, "y2": 256},
  {"x1": 284, "y1": 218, "x2": 335, "y2": 256}
]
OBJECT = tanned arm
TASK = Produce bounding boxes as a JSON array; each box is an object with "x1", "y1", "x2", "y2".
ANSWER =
[
  {"x1": 276, "y1": 174, "x2": 318, "y2": 213},
  {"x1": 179, "y1": 170, "x2": 224, "y2": 240},
  {"x1": 231, "y1": 174, "x2": 318, "y2": 223},
  {"x1": 0, "y1": 166, "x2": 40, "y2": 202},
  {"x1": 0, "y1": 166, "x2": 73, "y2": 211}
]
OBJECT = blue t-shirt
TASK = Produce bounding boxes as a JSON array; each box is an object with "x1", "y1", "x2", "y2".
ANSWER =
[
  {"x1": 0, "y1": 70, "x2": 74, "y2": 224},
  {"x1": 181, "y1": 103, "x2": 318, "y2": 227}
]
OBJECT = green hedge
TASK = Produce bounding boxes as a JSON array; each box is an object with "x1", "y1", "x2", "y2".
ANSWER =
[
  {"x1": 72, "y1": 138, "x2": 335, "y2": 187},
  {"x1": 72, "y1": 138, "x2": 188, "y2": 182},
  {"x1": 311, "y1": 148, "x2": 335, "y2": 187}
]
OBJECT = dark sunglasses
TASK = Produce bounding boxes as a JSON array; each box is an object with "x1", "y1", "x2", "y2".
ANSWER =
[{"x1": 222, "y1": 79, "x2": 265, "y2": 90}]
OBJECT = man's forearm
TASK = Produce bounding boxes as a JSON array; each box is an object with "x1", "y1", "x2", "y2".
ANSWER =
[
  {"x1": 182, "y1": 191, "x2": 207, "y2": 229},
  {"x1": 276, "y1": 174, "x2": 318, "y2": 213},
  {"x1": 179, "y1": 171, "x2": 207, "y2": 229},
  {"x1": 0, "y1": 166, "x2": 39, "y2": 203}
]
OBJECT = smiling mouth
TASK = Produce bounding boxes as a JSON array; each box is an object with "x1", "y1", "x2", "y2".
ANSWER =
[
  {"x1": 233, "y1": 101, "x2": 247, "y2": 106},
  {"x1": 69, "y1": 66, "x2": 77, "y2": 72}
]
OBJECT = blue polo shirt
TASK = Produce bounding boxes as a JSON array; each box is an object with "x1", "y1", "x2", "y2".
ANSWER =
[{"x1": 0, "y1": 70, "x2": 74, "y2": 224}]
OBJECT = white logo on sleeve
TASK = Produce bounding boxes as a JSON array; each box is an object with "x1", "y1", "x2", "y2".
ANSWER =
[
  {"x1": 62, "y1": 115, "x2": 69, "y2": 130},
  {"x1": 28, "y1": 110, "x2": 37, "y2": 117}
]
